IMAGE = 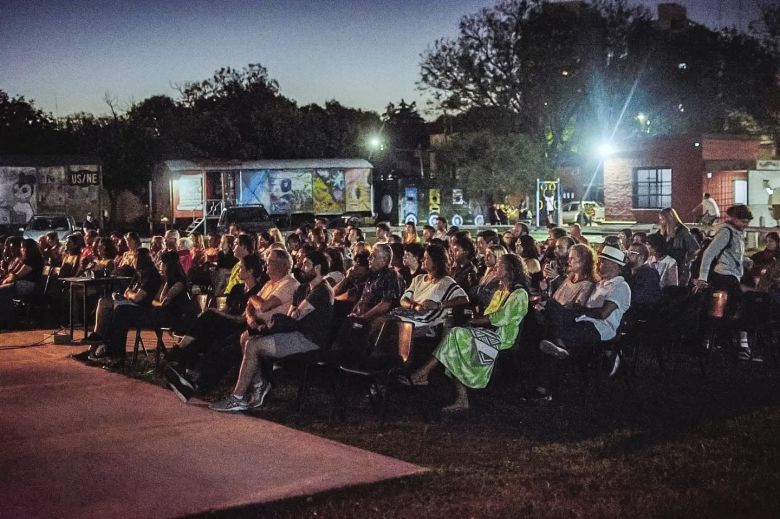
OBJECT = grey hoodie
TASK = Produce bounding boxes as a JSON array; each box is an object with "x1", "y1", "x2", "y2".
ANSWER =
[{"x1": 698, "y1": 222, "x2": 744, "y2": 282}]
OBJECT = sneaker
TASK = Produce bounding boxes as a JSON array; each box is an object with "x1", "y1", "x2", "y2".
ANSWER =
[
  {"x1": 737, "y1": 348, "x2": 764, "y2": 363},
  {"x1": 608, "y1": 352, "x2": 621, "y2": 377},
  {"x1": 209, "y1": 394, "x2": 249, "y2": 412},
  {"x1": 247, "y1": 381, "x2": 272, "y2": 409},
  {"x1": 88, "y1": 344, "x2": 108, "y2": 361},
  {"x1": 539, "y1": 339, "x2": 569, "y2": 360},
  {"x1": 164, "y1": 365, "x2": 196, "y2": 402}
]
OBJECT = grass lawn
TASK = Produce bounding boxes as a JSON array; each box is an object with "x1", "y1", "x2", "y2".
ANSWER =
[{"x1": 118, "y1": 337, "x2": 780, "y2": 519}]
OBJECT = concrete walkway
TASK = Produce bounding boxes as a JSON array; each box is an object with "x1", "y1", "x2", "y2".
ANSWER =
[{"x1": 0, "y1": 331, "x2": 426, "y2": 518}]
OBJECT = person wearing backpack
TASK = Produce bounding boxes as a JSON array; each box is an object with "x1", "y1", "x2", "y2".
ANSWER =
[{"x1": 692, "y1": 204, "x2": 757, "y2": 361}]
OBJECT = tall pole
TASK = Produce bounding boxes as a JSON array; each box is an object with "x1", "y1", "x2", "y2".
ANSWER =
[{"x1": 148, "y1": 180, "x2": 153, "y2": 236}]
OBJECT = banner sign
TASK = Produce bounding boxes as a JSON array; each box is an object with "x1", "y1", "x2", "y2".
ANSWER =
[
  {"x1": 69, "y1": 169, "x2": 100, "y2": 186},
  {"x1": 174, "y1": 174, "x2": 204, "y2": 217}
]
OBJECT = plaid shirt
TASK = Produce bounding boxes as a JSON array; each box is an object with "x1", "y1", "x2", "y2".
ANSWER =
[{"x1": 353, "y1": 267, "x2": 403, "y2": 315}]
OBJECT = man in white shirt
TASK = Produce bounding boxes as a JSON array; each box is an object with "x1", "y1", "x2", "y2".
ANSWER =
[
  {"x1": 532, "y1": 245, "x2": 631, "y2": 399},
  {"x1": 693, "y1": 192, "x2": 720, "y2": 226},
  {"x1": 540, "y1": 245, "x2": 631, "y2": 358},
  {"x1": 433, "y1": 216, "x2": 449, "y2": 241}
]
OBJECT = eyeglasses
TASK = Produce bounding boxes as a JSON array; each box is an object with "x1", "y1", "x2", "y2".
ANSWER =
[{"x1": 626, "y1": 250, "x2": 641, "y2": 256}]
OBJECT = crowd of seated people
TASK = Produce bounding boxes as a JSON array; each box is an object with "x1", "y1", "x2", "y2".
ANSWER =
[{"x1": 2, "y1": 201, "x2": 779, "y2": 413}]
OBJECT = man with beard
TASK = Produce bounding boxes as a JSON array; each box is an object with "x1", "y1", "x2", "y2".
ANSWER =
[{"x1": 209, "y1": 250, "x2": 334, "y2": 411}]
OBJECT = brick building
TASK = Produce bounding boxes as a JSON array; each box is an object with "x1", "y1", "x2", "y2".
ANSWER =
[{"x1": 603, "y1": 135, "x2": 765, "y2": 224}]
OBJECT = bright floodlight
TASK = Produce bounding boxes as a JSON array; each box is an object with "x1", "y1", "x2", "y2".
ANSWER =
[
  {"x1": 369, "y1": 136, "x2": 382, "y2": 149},
  {"x1": 636, "y1": 112, "x2": 647, "y2": 124},
  {"x1": 598, "y1": 142, "x2": 615, "y2": 158}
]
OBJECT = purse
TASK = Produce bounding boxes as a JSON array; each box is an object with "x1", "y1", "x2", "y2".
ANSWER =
[{"x1": 270, "y1": 313, "x2": 302, "y2": 334}]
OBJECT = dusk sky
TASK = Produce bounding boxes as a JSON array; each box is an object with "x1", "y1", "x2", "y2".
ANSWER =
[{"x1": 1, "y1": 0, "x2": 765, "y2": 118}]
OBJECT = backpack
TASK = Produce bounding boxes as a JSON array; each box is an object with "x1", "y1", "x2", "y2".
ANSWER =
[{"x1": 690, "y1": 227, "x2": 733, "y2": 280}]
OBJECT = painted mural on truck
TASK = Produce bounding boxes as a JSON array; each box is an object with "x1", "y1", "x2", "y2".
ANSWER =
[
  {"x1": 313, "y1": 169, "x2": 345, "y2": 214},
  {"x1": 239, "y1": 170, "x2": 271, "y2": 208},
  {"x1": 269, "y1": 171, "x2": 313, "y2": 214},
  {"x1": 0, "y1": 167, "x2": 37, "y2": 224},
  {"x1": 236, "y1": 168, "x2": 372, "y2": 215},
  {"x1": 0, "y1": 164, "x2": 102, "y2": 225},
  {"x1": 344, "y1": 168, "x2": 372, "y2": 213}
]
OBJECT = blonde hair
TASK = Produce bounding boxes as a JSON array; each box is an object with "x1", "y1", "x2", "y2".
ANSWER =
[
  {"x1": 269, "y1": 227, "x2": 285, "y2": 246},
  {"x1": 486, "y1": 244, "x2": 507, "y2": 261},
  {"x1": 658, "y1": 207, "x2": 685, "y2": 238},
  {"x1": 189, "y1": 232, "x2": 204, "y2": 250}
]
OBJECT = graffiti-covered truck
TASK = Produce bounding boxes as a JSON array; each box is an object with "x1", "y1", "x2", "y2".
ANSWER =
[
  {"x1": 0, "y1": 161, "x2": 103, "y2": 231},
  {"x1": 153, "y1": 159, "x2": 374, "y2": 232}
]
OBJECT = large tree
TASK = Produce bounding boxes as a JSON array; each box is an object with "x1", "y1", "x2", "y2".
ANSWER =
[
  {"x1": 420, "y1": 0, "x2": 780, "y2": 164},
  {"x1": 0, "y1": 91, "x2": 59, "y2": 155},
  {"x1": 433, "y1": 131, "x2": 549, "y2": 203}
]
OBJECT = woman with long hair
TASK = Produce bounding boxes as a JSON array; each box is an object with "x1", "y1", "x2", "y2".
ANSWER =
[
  {"x1": 658, "y1": 207, "x2": 698, "y2": 286},
  {"x1": 403, "y1": 222, "x2": 419, "y2": 245},
  {"x1": 0, "y1": 238, "x2": 45, "y2": 326},
  {"x1": 84, "y1": 247, "x2": 162, "y2": 346},
  {"x1": 391, "y1": 244, "x2": 469, "y2": 333},
  {"x1": 470, "y1": 244, "x2": 506, "y2": 312},
  {"x1": 84, "y1": 237, "x2": 118, "y2": 275},
  {"x1": 550, "y1": 244, "x2": 598, "y2": 308},
  {"x1": 449, "y1": 233, "x2": 478, "y2": 293},
  {"x1": 91, "y1": 250, "x2": 195, "y2": 366},
  {"x1": 750, "y1": 231, "x2": 779, "y2": 280},
  {"x1": 409, "y1": 254, "x2": 529, "y2": 412},
  {"x1": 323, "y1": 247, "x2": 346, "y2": 287},
  {"x1": 516, "y1": 234, "x2": 542, "y2": 292}
]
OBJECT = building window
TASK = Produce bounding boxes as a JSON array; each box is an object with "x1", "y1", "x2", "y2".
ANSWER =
[
  {"x1": 734, "y1": 179, "x2": 747, "y2": 205},
  {"x1": 633, "y1": 167, "x2": 672, "y2": 209}
]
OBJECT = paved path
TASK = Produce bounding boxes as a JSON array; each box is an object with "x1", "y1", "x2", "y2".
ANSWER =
[{"x1": 0, "y1": 331, "x2": 426, "y2": 518}]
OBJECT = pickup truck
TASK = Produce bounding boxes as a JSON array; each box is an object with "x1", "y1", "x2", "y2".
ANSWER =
[{"x1": 21, "y1": 214, "x2": 80, "y2": 242}]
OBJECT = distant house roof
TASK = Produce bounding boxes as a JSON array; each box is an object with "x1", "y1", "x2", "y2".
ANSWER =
[{"x1": 162, "y1": 159, "x2": 373, "y2": 172}]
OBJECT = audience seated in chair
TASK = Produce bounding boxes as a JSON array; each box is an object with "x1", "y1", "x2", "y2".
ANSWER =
[
  {"x1": 390, "y1": 244, "x2": 468, "y2": 337},
  {"x1": 409, "y1": 253, "x2": 530, "y2": 412},
  {"x1": 534, "y1": 245, "x2": 632, "y2": 399},
  {"x1": 208, "y1": 250, "x2": 334, "y2": 411},
  {"x1": 165, "y1": 253, "x2": 267, "y2": 383},
  {"x1": 88, "y1": 250, "x2": 194, "y2": 366},
  {"x1": 331, "y1": 243, "x2": 404, "y2": 362}
]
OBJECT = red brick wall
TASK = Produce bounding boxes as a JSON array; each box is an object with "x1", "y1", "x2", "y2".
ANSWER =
[
  {"x1": 701, "y1": 137, "x2": 760, "y2": 161},
  {"x1": 603, "y1": 137, "x2": 704, "y2": 223}
]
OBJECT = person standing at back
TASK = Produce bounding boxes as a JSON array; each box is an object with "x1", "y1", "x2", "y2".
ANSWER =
[
  {"x1": 658, "y1": 207, "x2": 699, "y2": 286},
  {"x1": 692, "y1": 204, "x2": 756, "y2": 361}
]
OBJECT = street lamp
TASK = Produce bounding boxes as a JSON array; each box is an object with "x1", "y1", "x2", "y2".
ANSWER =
[{"x1": 598, "y1": 142, "x2": 615, "y2": 159}]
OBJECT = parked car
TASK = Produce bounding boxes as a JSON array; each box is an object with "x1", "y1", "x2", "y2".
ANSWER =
[
  {"x1": 561, "y1": 200, "x2": 605, "y2": 225},
  {"x1": 216, "y1": 205, "x2": 274, "y2": 234},
  {"x1": 21, "y1": 214, "x2": 80, "y2": 242}
]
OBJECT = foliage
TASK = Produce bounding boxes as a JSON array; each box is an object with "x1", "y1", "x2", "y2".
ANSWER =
[
  {"x1": 0, "y1": 91, "x2": 58, "y2": 154},
  {"x1": 419, "y1": 0, "x2": 780, "y2": 163},
  {"x1": 433, "y1": 131, "x2": 549, "y2": 201},
  {"x1": 383, "y1": 100, "x2": 428, "y2": 150}
]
